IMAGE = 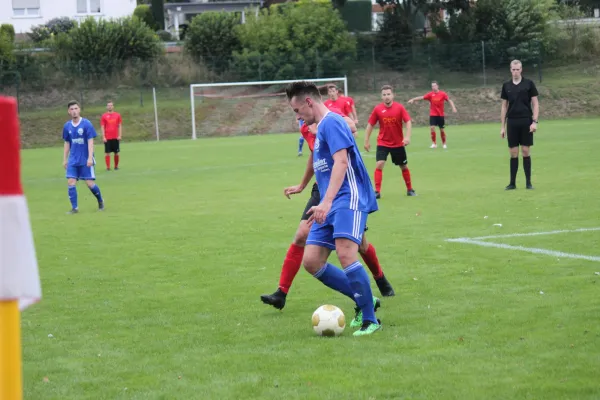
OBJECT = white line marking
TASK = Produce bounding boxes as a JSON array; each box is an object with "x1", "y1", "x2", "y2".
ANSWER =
[
  {"x1": 461, "y1": 227, "x2": 600, "y2": 240},
  {"x1": 446, "y1": 238, "x2": 600, "y2": 262}
]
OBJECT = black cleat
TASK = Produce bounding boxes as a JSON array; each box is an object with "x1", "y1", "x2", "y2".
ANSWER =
[
  {"x1": 375, "y1": 275, "x2": 396, "y2": 297},
  {"x1": 407, "y1": 189, "x2": 417, "y2": 196},
  {"x1": 260, "y1": 288, "x2": 287, "y2": 310},
  {"x1": 526, "y1": 183, "x2": 534, "y2": 190},
  {"x1": 98, "y1": 202, "x2": 105, "y2": 211},
  {"x1": 114, "y1": 167, "x2": 119, "y2": 171},
  {"x1": 375, "y1": 191, "x2": 381, "y2": 199},
  {"x1": 505, "y1": 184, "x2": 517, "y2": 190},
  {"x1": 66, "y1": 208, "x2": 79, "y2": 215}
]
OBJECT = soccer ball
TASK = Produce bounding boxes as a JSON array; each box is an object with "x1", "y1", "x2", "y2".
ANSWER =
[{"x1": 312, "y1": 305, "x2": 345, "y2": 337}]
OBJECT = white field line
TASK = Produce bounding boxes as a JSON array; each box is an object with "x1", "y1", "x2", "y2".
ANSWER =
[{"x1": 460, "y1": 227, "x2": 600, "y2": 241}]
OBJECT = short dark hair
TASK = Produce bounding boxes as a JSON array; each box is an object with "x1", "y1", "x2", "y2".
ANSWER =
[
  {"x1": 381, "y1": 85, "x2": 393, "y2": 92},
  {"x1": 67, "y1": 100, "x2": 79, "y2": 109},
  {"x1": 286, "y1": 81, "x2": 321, "y2": 101}
]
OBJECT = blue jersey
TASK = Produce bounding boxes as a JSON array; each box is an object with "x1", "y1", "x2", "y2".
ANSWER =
[
  {"x1": 62, "y1": 118, "x2": 97, "y2": 167},
  {"x1": 313, "y1": 112, "x2": 378, "y2": 214}
]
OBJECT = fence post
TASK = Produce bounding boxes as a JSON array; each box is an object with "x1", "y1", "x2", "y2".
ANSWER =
[
  {"x1": 481, "y1": 40, "x2": 486, "y2": 87},
  {"x1": 371, "y1": 44, "x2": 376, "y2": 91}
]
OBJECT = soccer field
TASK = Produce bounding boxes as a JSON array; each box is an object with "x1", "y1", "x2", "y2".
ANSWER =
[{"x1": 21, "y1": 119, "x2": 600, "y2": 400}]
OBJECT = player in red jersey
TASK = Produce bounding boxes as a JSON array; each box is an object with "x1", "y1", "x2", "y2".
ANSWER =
[
  {"x1": 324, "y1": 84, "x2": 353, "y2": 117},
  {"x1": 100, "y1": 101, "x2": 123, "y2": 170},
  {"x1": 261, "y1": 107, "x2": 396, "y2": 311},
  {"x1": 365, "y1": 85, "x2": 416, "y2": 198},
  {"x1": 336, "y1": 87, "x2": 358, "y2": 123},
  {"x1": 408, "y1": 81, "x2": 457, "y2": 149}
]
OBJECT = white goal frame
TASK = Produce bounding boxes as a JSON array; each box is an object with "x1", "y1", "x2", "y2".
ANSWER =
[{"x1": 189, "y1": 76, "x2": 348, "y2": 140}]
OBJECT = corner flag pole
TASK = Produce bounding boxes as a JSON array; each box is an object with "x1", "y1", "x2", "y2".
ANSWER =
[{"x1": 0, "y1": 96, "x2": 42, "y2": 400}]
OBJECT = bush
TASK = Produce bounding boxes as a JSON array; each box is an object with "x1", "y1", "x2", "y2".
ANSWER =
[
  {"x1": 0, "y1": 24, "x2": 15, "y2": 43},
  {"x1": 133, "y1": 5, "x2": 157, "y2": 30},
  {"x1": 185, "y1": 12, "x2": 241, "y2": 73},
  {"x1": 52, "y1": 17, "x2": 161, "y2": 77},
  {"x1": 232, "y1": 0, "x2": 356, "y2": 80},
  {"x1": 28, "y1": 17, "x2": 75, "y2": 43},
  {"x1": 156, "y1": 30, "x2": 173, "y2": 41}
]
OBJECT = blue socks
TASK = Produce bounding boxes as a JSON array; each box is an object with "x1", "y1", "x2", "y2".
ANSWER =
[
  {"x1": 313, "y1": 263, "x2": 355, "y2": 301},
  {"x1": 68, "y1": 185, "x2": 78, "y2": 209},
  {"x1": 298, "y1": 136, "x2": 304, "y2": 153},
  {"x1": 344, "y1": 261, "x2": 377, "y2": 323},
  {"x1": 89, "y1": 184, "x2": 103, "y2": 203}
]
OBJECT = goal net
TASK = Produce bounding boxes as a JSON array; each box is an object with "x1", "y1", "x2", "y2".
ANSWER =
[{"x1": 189, "y1": 77, "x2": 348, "y2": 139}]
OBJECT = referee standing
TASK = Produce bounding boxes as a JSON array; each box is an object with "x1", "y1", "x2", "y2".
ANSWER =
[{"x1": 500, "y1": 60, "x2": 539, "y2": 190}]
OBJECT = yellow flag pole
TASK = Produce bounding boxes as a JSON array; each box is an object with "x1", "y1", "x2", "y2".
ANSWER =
[{"x1": 0, "y1": 300, "x2": 22, "y2": 400}]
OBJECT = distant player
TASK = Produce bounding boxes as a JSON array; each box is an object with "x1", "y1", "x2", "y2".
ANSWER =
[
  {"x1": 338, "y1": 88, "x2": 358, "y2": 123},
  {"x1": 63, "y1": 101, "x2": 104, "y2": 214},
  {"x1": 365, "y1": 85, "x2": 416, "y2": 198},
  {"x1": 408, "y1": 81, "x2": 457, "y2": 149},
  {"x1": 501, "y1": 60, "x2": 539, "y2": 190},
  {"x1": 284, "y1": 81, "x2": 381, "y2": 336},
  {"x1": 101, "y1": 101, "x2": 122, "y2": 170},
  {"x1": 323, "y1": 84, "x2": 352, "y2": 117},
  {"x1": 261, "y1": 111, "x2": 396, "y2": 316}
]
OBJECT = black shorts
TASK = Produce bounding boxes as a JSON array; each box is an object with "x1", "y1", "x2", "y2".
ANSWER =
[
  {"x1": 429, "y1": 116, "x2": 445, "y2": 129},
  {"x1": 376, "y1": 145, "x2": 407, "y2": 166},
  {"x1": 507, "y1": 118, "x2": 533, "y2": 148},
  {"x1": 104, "y1": 139, "x2": 120, "y2": 153},
  {"x1": 299, "y1": 183, "x2": 368, "y2": 232}
]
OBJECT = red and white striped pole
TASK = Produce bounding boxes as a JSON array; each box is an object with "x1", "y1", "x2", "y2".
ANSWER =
[{"x1": 0, "y1": 96, "x2": 41, "y2": 400}]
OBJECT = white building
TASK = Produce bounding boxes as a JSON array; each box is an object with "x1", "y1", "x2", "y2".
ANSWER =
[{"x1": 1, "y1": 0, "x2": 137, "y2": 34}]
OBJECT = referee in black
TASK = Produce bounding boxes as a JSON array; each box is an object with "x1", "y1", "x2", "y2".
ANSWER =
[{"x1": 500, "y1": 59, "x2": 539, "y2": 190}]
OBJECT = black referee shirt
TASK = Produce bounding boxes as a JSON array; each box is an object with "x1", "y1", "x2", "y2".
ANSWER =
[{"x1": 501, "y1": 78, "x2": 539, "y2": 119}]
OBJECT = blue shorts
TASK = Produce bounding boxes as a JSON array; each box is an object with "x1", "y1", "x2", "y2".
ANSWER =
[
  {"x1": 66, "y1": 165, "x2": 96, "y2": 181},
  {"x1": 306, "y1": 209, "x2": 368, "y2": 250}
]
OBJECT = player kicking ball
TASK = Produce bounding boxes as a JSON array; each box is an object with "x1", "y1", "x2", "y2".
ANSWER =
[
  {"x1": 261, "y1": 109, "x2": 396, "y2": 321},
  {"x1": 283, "y1": 81, "x2": 382, "y2": 336},
  {"x1": 63, "y1": 101, "x2": 105, "y2": 214}
]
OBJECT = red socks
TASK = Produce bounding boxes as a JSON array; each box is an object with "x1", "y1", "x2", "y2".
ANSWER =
[
  {"x1": 430, "y1": 130, "x2": 436, "y2": 144},
  {"x1": 278, "y1": 243, "x2": 305, "y2": 294},
  {"x1": 360, "y1": 243, "x2": 384, "y2": 280},
  {"x1": 114, "y1": 154, "x2": 120, "y2": 168},
  {"x1": 374, "y1": 169, "x2": 383, "y2": 193},
  {"x1": 440, "y1": 130, "x2": 446, "y2": 145},
  {"x1": 105, "y1": 155, "x2": 110, "y2": 169},
  {"x1": 402, "y1": 168, "x2": 412, "y2": 191}
]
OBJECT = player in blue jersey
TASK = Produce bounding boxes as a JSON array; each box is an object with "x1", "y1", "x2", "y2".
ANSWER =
[
  {"x1": 285, "y1": 81, "x2": 381, "y2": 336},
  {"x1": 62, "y1": 101, "x2": 105, "y2": 214}
]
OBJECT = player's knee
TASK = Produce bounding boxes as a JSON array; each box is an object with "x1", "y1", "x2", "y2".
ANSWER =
[
  {"x1": 375, "y1": 161, "x2": 385, "y2": 170},
  {"x1": 521, "y1": 147, "x2": 530, "y2": 157},
  {"x1": 358, "y1": 239, "x2": 369, "y2": 254},
  {"x1": 85, "y1": 180, "x2": 95, "y2": 188},
  {"x1": 400, "y1": 164, "x2": 408, "y2": 171},
  {"x1": 509, "y1": 148, "x2": 519, "y2": 158}
]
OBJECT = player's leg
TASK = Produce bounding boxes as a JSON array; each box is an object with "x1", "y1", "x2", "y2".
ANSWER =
[
  {"x1": 298, "y1": 135, "x2": 304, "y2": 156},
  {"x1": 82, "y1": 166, "x2": 104, "y2": 210},
  {"x1": 439, "y1": 118, "x2": 447, "y2": 149},
  {"x1": 393, "y1": 147, "x2": 416, "y2": 196},
  {"x1": 429, "y1": 117, "x2": 437, "y2": 148},
  {"x1": 261, "y1": 184, "x2": 319, "y2": 309},
  {"x1": 358, "y1": 233, "x2": 395, "y2": 297},
  {"x1": 506, "y1": 119, "x2": 520, "y2": 190},
  {"x1": 104, "y1": 140, "x2": 111, "y2": 171},
  {"x1": 113, "y1": 140, "x2": 120, "y2": 170},
  {"x1": 374, "y1": 146, "x2": 389, "y2": 198},
  {"x1": 65, "y1": 168, "x2": 79, "y2": 213},
  {"x1": 332, "y1": 210, "x2": 381, "y2": 336},
  {"x1": 521, "y1": 124, "x2": 534, "y2": 189}
]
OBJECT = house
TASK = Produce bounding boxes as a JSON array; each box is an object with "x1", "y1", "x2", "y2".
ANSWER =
[{"x1": 1, "y1": 0, "x2": 137, "y2": 34}]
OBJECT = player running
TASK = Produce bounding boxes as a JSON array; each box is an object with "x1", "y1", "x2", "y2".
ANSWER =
[
  {"x1": 101, "y1": 101, "x2": 123, "y2": 170},
  {"x1": 365, "y1": 85, "x2": 416, "y2": 198},
  {"x1": 284, "y1": 81, "x2": 382, "y2": 336},
  {"x1": 261, "y1": 108, "x2": 396, "y2": 315},
  {"x1": 63, "y1": 101, "x2": 105, "y2": 214},
  {"x1": 408, "y1": 81, "x2": 457, "y2": 149}
]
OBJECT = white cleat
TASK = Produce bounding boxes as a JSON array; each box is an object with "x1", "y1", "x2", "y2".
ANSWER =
[
  {"x1": 443, "y1": 144, "x2": 447, "y2": 149},
  {"x1": 430, "y1": 143, "x2": 437, "y2": 149}
]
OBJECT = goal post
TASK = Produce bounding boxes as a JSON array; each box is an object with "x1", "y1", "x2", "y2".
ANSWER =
[{"x1": 189, "y1": 76, "x2": 348, "y2": 140}]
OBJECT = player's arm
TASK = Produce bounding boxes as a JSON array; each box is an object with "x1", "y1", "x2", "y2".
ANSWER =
[
  {"x1": 100, "y1": 116, "x2": 107, "y2": 143},
  {"x1": 351, "y1": 105, "x2": 358, "y2": 123},
  {"x1": 87, "y1": 136, "x2": 94, "y2": 167},
  {"x1": 500, "y1": 100, "x2": 508, "y2": 138},
  {"x1": 529, "y1": 82, "x2": 539, "y2": 132},
  {"x1": 118, "y1": 115, "x2": 123, "y2": 140},
  {"x1": 342, "y1": 116, "x2": 357, "y2": 135},
  {"x1": 403, "y1": 120, "x2": 412, "y2": 146},
  {"x1": 284, "y1": 153, "x2": 313, "y2": 199},
  {"x1": 447, "y1": 98, "x2": 457, "y2": 113},
  {"x1": 63, "y1": 141, "x2": 70, "y2": 169},
  {"x1": 364, "y1": 123, "x2": 374, "y2": 151},
  {"x1": 408, "y1": 96, "x2": 425, "y2": 104}
]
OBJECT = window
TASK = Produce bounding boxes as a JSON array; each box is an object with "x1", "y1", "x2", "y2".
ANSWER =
[
  {"x1": 77, "y1": 0, "x2": 102, "y2": 14},
  {"x1": 12, "y1": 0, "x2": 40, "y2": 16}
]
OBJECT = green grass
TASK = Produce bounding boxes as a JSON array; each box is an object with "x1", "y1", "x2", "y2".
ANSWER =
[{"x1": 21, "y1": 119, "x2": 600, "y2": 399}]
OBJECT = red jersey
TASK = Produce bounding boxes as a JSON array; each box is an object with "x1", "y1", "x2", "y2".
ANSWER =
[
  {"x1": 341, "y1": 95, "x2": 354, "y2": 109},
  {"x1": 368, "y1": 102, "x2": 411, "y2": 148},
  {"x1": 100, "y1": 112, "x2": 122, "y2": 140},
  {"x1": 423, "y1": 91, "x2": 449, "y2": 117},
  {"x1": 324, "y1": 97, "x2": 352, "y2": 117}
]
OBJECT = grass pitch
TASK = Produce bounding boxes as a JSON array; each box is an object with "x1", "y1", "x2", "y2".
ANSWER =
[{"x1": 21, "y1": 119, "x2": 600, "y2": 399}]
